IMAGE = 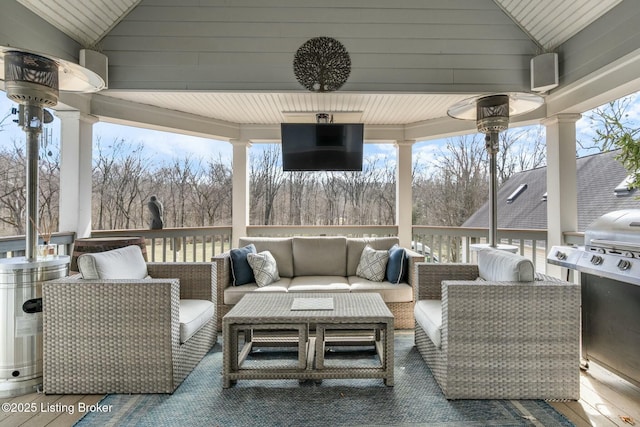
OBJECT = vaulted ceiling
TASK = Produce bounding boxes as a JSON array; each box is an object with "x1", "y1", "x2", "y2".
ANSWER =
[
  {"x1": 2, "y1": 0, "x2": 640, "y2": 141},
  {"x1": 17, "y1": 0, "x2": 621, "y2": 53}
]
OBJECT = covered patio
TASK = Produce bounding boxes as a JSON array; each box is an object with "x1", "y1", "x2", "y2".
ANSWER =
[
  {"x1": 2, "y1": 1, "x2": 640, "y2": 425},
  {"x1": 2, "y1": 1, "x2": 639, "y2": 260}
]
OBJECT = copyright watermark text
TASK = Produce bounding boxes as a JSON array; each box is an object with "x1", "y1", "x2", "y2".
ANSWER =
[{"x1": 2, "y1": 401, "x2": 112, "y2": 415}]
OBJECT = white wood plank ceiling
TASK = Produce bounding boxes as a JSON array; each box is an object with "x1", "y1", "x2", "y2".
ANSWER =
[
  {"x1": 101, "y1": 91, "x2": 474, "y2": 125},
  {"x1": 497, "y1": 0, "x2": 624, "y2": 50},
  {"x1": 17, "y1": 0, "x2": 141, "y2": 48},
  {"x1": 12, "y1": 0, "x2": 626, "y2": 127}
]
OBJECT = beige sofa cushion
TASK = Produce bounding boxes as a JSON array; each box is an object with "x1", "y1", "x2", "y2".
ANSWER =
[
  {"x1": 223, "y1": 278, "x2": 291, "y2": 305},
  {"x1": 239, "y1": 237, "x2": 294, "y2": 278},
  {"x1": 288, "y1": 276, "x2": 350, "y2": 292},
  {"x1": 346, "y1": 237, "x2": 399, "y2": 276},
  {"x1": 292, "y1": 236, "x2": 347, "y2": 276},
  {"x1": 477, "y1": 248, "x2": 535, "y2": 282},
  {"x1": 348, "y1": 277, "x2": 413, "y2": 302}
]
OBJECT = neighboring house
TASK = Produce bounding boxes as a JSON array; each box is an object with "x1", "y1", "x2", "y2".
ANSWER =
[{"x1": 463, "y1": 150, "x2": 640, "y2": 232}]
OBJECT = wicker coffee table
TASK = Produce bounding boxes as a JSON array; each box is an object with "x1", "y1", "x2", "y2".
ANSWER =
[{"x1": 222, "y1": 292, "x2": 394, "y2": 388}]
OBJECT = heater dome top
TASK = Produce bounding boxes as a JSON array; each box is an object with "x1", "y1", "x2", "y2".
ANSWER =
[
  {"x1": 447, "y1": 92, "x2": 544, "y2": 122},
  {"x1": 1, "y1": 46, "x2": 105, "y2": 94}
]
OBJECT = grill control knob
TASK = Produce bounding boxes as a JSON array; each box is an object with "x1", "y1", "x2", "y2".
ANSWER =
[
  {"x1": 624, "y1": 251, "x2": 635, "y2": 258},
  {"x1": 555, "y1": 251, "x2": 567, "y2": 261},
  {"x1": 617, "y1": 259, "x2": 632, "y2": 271},
  {"x1": 590, "y1": 255, "x2": 604, "y2": 265},
  {"x1": 597, "y1": 248, "x2": 606, "y2": 254}
]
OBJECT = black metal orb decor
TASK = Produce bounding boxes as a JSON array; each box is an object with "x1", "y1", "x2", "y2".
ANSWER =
[{"x1": 293, "y1": 37, "x2": 351, "y2": 92}]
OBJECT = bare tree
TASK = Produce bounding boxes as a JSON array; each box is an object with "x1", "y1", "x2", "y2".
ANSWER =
[
  {"x1": 190, "y1": 155, "x2": 232, "y2": 226},
  {"x1": 93, "y1": 138, "x2": 150, "y2": 229},
  {"x1": 250, "y1": 145, "x2": 284, "y2": 225},
  {"x1": 286, "y1": 171, "x2": 308, "y2": 225},
  {"x1": 425, "y1": 135, "x2": 489, "y2": 227},
  {"x1": 168, "y1": 157, "x2": 197, "y2": 227},
  {"x1": 93, "y1": 137, "x2": 119, "y2": 229},
  {"x1": 38, "y1": 130, "x2": 60, "y2": 234},
  {"x1": 0, "y1": 142, "x2": 26, "y2": 234},
  {"x1": 320, "y1": 173, "x2": 344, "y2": 225},
  {"x1": 498, "y1": 126, "x2": 546, "y2": 182}
]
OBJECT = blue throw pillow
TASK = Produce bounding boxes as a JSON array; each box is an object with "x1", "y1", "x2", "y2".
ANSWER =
[
  {"x1": 386, "y1": 244, "x2": 407, "y2": 284},
  {"x1": 230, "y1": 244, "x2": 257, "y2": 286}
]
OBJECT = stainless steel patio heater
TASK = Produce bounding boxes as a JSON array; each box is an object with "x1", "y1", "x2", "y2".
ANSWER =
[
  {"x1": 447, "y1": 93, "x2": 544, "y2": 248},
  {"x1": 0, "y1": 46, "x2": 104, "y2": 397}
]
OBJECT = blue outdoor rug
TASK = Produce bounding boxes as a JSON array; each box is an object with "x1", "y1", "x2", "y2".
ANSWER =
[{"x1": 75, "y1": 333, "x2": 573, "y2": 426}]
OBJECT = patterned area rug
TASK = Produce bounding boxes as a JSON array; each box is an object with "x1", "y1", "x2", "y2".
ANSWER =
[{"x1": 75, "y1": 333, "x2": 573, "y2": 426}]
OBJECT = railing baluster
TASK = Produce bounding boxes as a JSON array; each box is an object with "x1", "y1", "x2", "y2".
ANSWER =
[
  {"x1": 162, "y1": 238, "x2": 167, "y2": 262},
  {"x1": 150, "y1": 238, "x2": 155, "y2": 262},
  {"x1": 0, "y1": 226, "x2": 551, "y2": 266}
]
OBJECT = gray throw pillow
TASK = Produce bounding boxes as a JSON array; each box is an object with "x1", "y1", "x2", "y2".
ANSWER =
[
  {"x1": 356, "y1": 245, "x2": 389, "y2": 282},
  {"x1": 247, "y1": 250, "x2": 280, "y2": 287}
]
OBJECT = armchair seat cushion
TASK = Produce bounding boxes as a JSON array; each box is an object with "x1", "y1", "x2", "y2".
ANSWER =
[
  {"x1": 414, "y1": 299, "x2": 442, "y2": 348},
  {"x1": 179, "y1": 299, "x2": 215, "y2": 344}
]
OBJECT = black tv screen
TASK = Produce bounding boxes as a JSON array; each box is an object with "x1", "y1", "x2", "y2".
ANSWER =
[{"x1": 280, "y1": 123, "x2": 364, "y2": 171}]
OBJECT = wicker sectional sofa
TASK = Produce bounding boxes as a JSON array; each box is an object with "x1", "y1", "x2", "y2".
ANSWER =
[{"x1": 213, "y1": 236, "x2": 424, "y2": 330}]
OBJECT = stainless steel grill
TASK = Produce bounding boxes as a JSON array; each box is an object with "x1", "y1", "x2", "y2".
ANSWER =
[
  {"x1": 547, "y1": 209, "x2": 640, "y2": 389},
  {"x1": 548, "y1": 209, "x2": 640, "y2": 285}
]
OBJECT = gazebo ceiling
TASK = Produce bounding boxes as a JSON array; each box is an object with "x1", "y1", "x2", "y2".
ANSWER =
[
  {"x1": 17, "y1": 0, "x2": 622, "y2": 57},
  {"x1": 3, "y1": 0, "x2": 638, "y2": 137}
]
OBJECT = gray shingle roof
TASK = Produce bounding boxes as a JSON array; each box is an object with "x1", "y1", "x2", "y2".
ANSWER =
[{"x1": 462, "y1": 150, "x2": 640, "y2": 231}]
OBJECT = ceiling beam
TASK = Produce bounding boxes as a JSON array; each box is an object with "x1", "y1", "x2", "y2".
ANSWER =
[
  {"x1": 546, "y1": 48, "x2": 640, "y2": 116},
  {"x1": 89, "y1": 94, "x2": 239, "y2": 140}
]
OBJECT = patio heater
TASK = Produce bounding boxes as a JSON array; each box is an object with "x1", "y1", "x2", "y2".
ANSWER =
[
  {"x1": 0, "y1": 46, "x2": 104, "y2": 397},
  {"x1": 447, "y1": 93, "x2": 543, "y2": 248}
]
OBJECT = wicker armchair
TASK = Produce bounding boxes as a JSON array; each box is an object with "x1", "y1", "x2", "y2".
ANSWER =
[
  {"x1": 42, "y1": 262, "x2": 217, "y2": 394},
  {"x1": 414, "y1": 259, "x2": 580, "y2": 400}
]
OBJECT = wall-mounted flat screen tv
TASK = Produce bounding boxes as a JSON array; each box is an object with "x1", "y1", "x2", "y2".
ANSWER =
[{"x1": 280, "y1": 123, "x2": 364, "y2": 171}]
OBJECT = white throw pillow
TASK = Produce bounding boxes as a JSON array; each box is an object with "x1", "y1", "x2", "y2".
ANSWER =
[
  {"x1": 356, "y1": 245, "x2": 389, "y2": 282},
  {"x1": 77, "y1": 245, "x2": 148, "y2": 280},
  {"x1": 477, "y1": 248, "x2": 535, "y2": 282},
  {"x1": 247, "y1": 250, "x2": 280, "y2": 287}
]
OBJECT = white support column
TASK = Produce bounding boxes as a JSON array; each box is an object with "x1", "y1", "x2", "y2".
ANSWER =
[
  {"x1": 231, "y1": 139, "x2": 251, "y2": 248},
  {"x1": 543, "y1": 114, "x2": 581, "y2": 277},
  {"x1": 396, "y1": 140, "x2": 414, "y2": 248},
  {"x1": 56, "y1": 110, "x2": 98, "y2": 238}
]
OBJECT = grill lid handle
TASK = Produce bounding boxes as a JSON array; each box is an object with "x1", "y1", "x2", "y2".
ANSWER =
[{"x1": 589, "y1": 239, "x2": 640, "y2": 252}]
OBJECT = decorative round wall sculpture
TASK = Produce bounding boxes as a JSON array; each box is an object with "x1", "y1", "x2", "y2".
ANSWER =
[{"x1": 293, "y1": 37, "x2": 351, "y2": 92}]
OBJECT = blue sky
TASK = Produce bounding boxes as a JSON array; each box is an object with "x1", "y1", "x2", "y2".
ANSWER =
[{"x1": 2, "y1": 92, "x2": 639, "y2": 168}]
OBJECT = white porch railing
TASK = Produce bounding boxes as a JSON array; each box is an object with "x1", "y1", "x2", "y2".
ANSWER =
[
  {"x1": 412, "y1": 226, "x2": 550, "y2": 272},
  {"x1": 246, "y1": 225, "x2": 398, "y2": 237},
  {"x1": 1, "y1": 226, "x2": 582, "y2": 272},
  {"x1": 0, "y1": 232, "x2": 75, "y2": 259},
  {"x1": 91, "y1": 227, "x2": 232, "y2": 262}
]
